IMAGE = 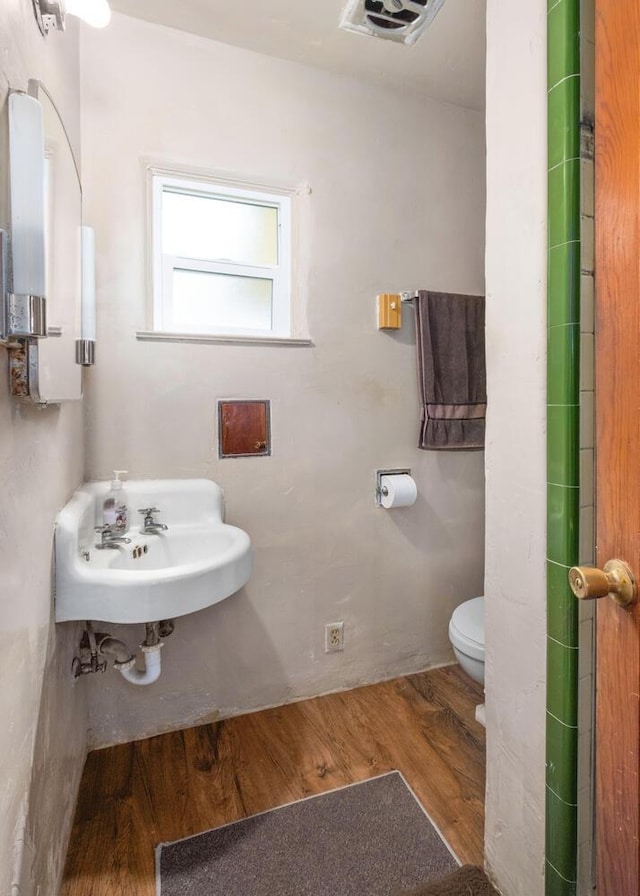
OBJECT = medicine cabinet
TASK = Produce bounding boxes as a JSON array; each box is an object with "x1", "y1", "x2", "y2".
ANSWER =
[{"x1": 2, "y1": 80, "x2": 83, "y2": 404}]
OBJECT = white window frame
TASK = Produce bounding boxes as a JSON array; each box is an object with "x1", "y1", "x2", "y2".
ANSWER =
[{"x1": 151, "y1": 170, "x2": 292, "y2": 339}]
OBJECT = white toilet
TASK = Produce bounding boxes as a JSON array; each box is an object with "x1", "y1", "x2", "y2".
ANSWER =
[{"x1": 448, "y1": 596, "x2": 485, "y2": 686}]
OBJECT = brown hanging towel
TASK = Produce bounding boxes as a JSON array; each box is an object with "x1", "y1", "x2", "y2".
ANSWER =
[{"x1": 414, "y1": 290, "x2": 486, "y2": 450}]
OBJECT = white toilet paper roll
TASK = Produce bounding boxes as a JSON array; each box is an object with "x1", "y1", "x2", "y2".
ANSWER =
[{"x1": 379, "y1": 474, "x2": 417, "y2": 509}]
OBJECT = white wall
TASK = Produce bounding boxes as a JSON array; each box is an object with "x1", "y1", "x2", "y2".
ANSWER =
[
  {"x1": 80, "y1": 14, "x2": 487, "y2": 748},
  {"x1": 0, "y1": 5, "x2": 87, "y2": 894},
  {"x1": 484, "y1": 1, "x2": 547, "y2": 894}
]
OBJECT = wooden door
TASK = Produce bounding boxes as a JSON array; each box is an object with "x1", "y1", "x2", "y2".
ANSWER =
[{"x1": 595, "y1": 0, "x2": 640, "y2": 892}]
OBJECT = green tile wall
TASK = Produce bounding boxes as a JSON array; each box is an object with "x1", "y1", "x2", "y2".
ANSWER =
[{"x1": 546, "y1": 0, "x2": 581, "y2": 894}]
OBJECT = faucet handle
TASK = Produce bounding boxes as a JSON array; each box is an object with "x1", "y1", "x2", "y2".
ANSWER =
[
  {"x1": 95, "y1": 525, "x2": 111, "y2": 534},
  {"x1": 138, "y1": 507, "x2": 160, "y2": 516}
]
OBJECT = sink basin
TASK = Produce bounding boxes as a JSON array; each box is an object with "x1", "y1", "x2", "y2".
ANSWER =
[{"x1": 55, "y1": 479, "x2": 252, "y2": 623}]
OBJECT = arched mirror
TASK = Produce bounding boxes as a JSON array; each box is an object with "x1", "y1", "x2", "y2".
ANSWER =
[{"x1": 4, "y1": 80, "x2": 83, "y2": 404}]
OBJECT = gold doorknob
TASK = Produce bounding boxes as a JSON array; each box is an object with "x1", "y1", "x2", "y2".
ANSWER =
[{"x1": 568, "y1": 559, "x2": 637, "y2": 607}]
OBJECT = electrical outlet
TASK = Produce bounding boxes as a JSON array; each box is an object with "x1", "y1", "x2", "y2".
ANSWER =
[{"x1": 325, "y1": 621, "x2": 344, "y2": 653}]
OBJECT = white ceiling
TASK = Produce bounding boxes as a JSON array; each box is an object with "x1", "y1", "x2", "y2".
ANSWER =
[{"x1": 109, "y1": 0, "x2": 486, "y2": 111}]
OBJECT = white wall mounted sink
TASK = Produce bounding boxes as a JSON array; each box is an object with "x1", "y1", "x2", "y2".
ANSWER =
[{"x1": 55, "y1": 479, "x2": 252, "y2": 624}]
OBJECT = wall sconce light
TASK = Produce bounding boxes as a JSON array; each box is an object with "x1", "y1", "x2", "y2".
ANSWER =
[
  {"x1": 76, "y1": 226, "x2": 96, "y2": 366},
  {"x1": 32, "y1": 0, "x2": 111, "y2": 35},
  {"x1": 1, "y1": 91, "x2": 47, "y2": 342}
]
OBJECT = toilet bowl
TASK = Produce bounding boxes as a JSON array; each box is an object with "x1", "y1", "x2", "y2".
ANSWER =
[{"x1": 448, "y1": 596, "x2": 485, "y2": 685}]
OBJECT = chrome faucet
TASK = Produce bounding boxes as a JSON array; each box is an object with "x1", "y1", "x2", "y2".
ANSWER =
[
  {"x1": 138, "y1": 507, "x2": 168, "y2": 534},
  {"x1": 94, "y1": 525, "x2": 132, "y2": 550}
]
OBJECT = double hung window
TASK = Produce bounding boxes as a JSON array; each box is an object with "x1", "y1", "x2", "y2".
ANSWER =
[{"x1": 151, "y1": 171, "x2": 292, "y2": 338}]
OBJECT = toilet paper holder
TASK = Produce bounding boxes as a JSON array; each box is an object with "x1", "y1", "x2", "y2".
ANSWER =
[{"x1": 375, "y1": 468, "x2": 411, "y2": 506}]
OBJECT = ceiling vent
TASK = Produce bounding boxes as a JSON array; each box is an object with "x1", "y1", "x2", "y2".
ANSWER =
[{"x1": 339, "y1": 0, "x2": 446, "y2": 45}]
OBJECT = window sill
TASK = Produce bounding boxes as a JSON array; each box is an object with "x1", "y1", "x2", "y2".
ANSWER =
[{"x1": 135, "y1": 330, "x2": 313, "y2": 348}]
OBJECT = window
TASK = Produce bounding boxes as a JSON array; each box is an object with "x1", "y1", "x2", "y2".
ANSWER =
[{"x1": 151, "y1": 170, "x2": 292, "y2": 338}]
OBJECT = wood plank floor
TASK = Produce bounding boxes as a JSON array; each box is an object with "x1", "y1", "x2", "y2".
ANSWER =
[{"x1": 61, "y1": 664, "x2": 485, "y2": 896}]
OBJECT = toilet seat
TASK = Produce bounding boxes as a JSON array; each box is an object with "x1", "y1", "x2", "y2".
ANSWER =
[{"x1": 449, "y1": 596, "x2": 484, "y2": 661}]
